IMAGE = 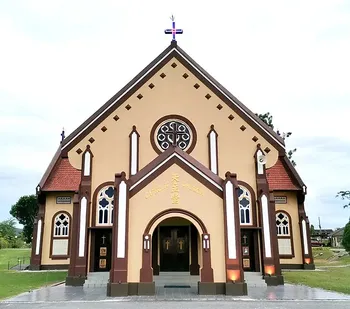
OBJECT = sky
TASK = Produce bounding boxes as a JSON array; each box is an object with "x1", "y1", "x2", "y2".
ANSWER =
[{"x1": 0, "y1": 0, "x2": 350, "y2": 229}]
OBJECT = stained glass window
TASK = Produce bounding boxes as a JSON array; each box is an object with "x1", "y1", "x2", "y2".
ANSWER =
[
  {"x1": 54, "y1": 213, "x2": 69, "y2": 237},
  {"x1": 276, "y1": 212, "x2": 290, "y2": 236},
  {"x1": 97, "y1": 186, "x2": 114, "y2": 225},
  {"x1": 238, "y1": 186, "x2": 251, "y2": 225},
  {"x1": 156, "y1": 120, "x2": 192, "y2": 151}
]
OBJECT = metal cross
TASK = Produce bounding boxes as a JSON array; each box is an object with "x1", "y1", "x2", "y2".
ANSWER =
[
  {"x1": 60, "y1": 128, "x2": 65, "y2": 143},
  {"x1": 101, "y1": 235, "x2": 106, "y2": 245},
  {"x1": 164, "y1": 15, "x2": 183, "y2": 41}
]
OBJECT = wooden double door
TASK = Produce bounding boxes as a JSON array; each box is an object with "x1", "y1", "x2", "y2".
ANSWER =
[{"x1": 160, "y1": 226, "x2": 190, "y2": 272}]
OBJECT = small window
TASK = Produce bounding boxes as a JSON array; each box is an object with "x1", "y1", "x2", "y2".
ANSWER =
[
  {"x1": 97, "y1": 186, "x2": 114, "y2": 226},
  {"x1": 51, "y1": 211, "x2": 71, "y2": 258},
  {"x1": 238, "y1": 186, "x2": 251, "y2": 225},
  {"x1": 276, "y1": 211, "x2": 293, "y2": 257}
]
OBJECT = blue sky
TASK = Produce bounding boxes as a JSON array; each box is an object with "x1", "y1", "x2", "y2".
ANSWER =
[{"x1": 0, "y1": 0, "x2": 350, "y2": 229}]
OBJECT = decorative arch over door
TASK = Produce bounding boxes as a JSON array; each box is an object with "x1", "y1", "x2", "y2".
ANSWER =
[{"x1": 140, "y1": 208, "x2": 213, "y2": 283}]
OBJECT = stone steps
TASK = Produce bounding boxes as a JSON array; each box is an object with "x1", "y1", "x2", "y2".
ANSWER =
[
  {"x1": 244, "y1": 272, "x2": 267, "y2": 287},
  {"x1": 154, "y1": 272, "x2": 199, "y2": 287},
  {"x1": 84, "y1": 272, "x2": 109, "y2": 288}
]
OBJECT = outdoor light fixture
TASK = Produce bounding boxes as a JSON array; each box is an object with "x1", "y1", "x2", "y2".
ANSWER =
[{"x1": 264, "y1": 265, "x2": 275, "y2": 276}]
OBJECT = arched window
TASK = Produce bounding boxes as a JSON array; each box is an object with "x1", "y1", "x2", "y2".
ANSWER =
[
  {"x1": 238, "y1": 186, "x2": 251, "y2": 225},
  {"x1": 54, "y1": 213, "x2": 70, "y2": 236},
  {"x1": 276, "y1": 211, "x2": 294, "y2": 257},
  {"x1": 97, "y1": 186, "x2": 114, "y2": 225},
  {"x1": 51, "y1": 211, "x2": 71, "y2": 258}
]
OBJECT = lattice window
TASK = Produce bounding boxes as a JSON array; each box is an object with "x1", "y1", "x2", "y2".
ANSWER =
[
  {"x1": 238, "y1": 186, "x2": 251, "y2": 225},
  {"x1": 97, "y1": 186, "x2": 114, "y2": 225},
  {"x1": 156, "y1": 120, "x2": 192, "y2": 151},
  {"x1": 276, "y1": 212, "x2": 290, "y2": 236},
  {"x1": 54, "y1": 213, "x2": 70, "y2": 237}
]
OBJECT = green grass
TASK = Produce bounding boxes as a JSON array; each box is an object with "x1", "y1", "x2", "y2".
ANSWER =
[
  {"x1": 283, "y1": 247, "x2": 350, "y2": 294},
  {"x1": 0, "y1": 249, "x2": 67, "y2": 300},
  {"x1": 283, "y1": 267, "x2": 350, "y2": 295}
]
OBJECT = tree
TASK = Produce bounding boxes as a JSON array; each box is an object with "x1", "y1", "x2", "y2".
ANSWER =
[
  {"x1": 0, "y1": 219, "x2": 16, "y2": 248},
  {"x1": 256, "y1": 112, "x2": 297, "y2": 166},
  {"x1": 10, "y1": 195, "x2": 38, "y2": 243},
  {"x1": 342, "y1": 220, "x2": 350, "y2": 252},
  {"x1": 310, "y1": 224, "x2": 315, "y2": 236},
  {"x1": 336, "y1": 191, "x2": 350, "y2": 208}
]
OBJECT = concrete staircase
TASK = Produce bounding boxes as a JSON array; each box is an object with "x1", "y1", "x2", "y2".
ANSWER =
[
  {"x1": 84, "y1": 272, "x2": 109, "y2": 288},
  {"x1": 244, "y1": 272, "x2": 267, "y2": 287},
  {"x1": 154, "y1": 272, "x2": 199, "y2": 288}
]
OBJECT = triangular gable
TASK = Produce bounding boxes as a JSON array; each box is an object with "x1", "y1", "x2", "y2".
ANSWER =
[
  {"x1": 128, "y1": 146, "x2": 223, "y2": 198},
  {"x1": 60, "y1": 41, "x2": 285, "y2": 155}
]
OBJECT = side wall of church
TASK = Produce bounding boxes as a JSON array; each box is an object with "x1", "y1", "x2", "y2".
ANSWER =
[
  {"x1": 41, "y1": 192, "x2": 74, "y2": 265},
  {"x1": 67, "y1": 57, "x2": 280, "y2": 221},
  {"x1": 275, "y1": 191, "x2": 303, "y2": 265},
  {"x1": 128, "y1": 165, "x2": 226, "y2": 282}
]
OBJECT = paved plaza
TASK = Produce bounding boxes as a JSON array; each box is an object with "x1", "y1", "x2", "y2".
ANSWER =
[{"x1": 1, "y1": 283, "x2": 350, "y2": 309}]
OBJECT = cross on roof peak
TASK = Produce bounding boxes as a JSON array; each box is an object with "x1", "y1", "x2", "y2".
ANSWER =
[{"x1": 164, "y1": 15, "x2": 183, "y2": 42}]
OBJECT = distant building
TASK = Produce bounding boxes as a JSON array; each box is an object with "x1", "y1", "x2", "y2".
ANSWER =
[{"x1": 331, "y1": 228, "x2": 344, "y2": 248}]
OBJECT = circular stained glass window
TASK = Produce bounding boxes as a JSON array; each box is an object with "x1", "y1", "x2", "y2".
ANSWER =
[{"x1": 156, "y1": 119, "x2": 192, "y2": 151}]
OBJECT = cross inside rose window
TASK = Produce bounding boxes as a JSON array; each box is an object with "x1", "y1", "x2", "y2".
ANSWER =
[{"x1": 156, "y1": 120, "x2": 192, "y2": 151}]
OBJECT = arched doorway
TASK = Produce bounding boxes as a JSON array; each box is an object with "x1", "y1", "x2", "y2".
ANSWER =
[{"x1": 152, "y1": 217, "x2": 200, "y2": 274}]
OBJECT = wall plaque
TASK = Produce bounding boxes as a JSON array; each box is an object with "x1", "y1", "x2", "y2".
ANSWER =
[
  {"x1": 56, "y1": 196, "x2": 71, "y2": 204},
  {"x1": 100, "y1": 247, "x2": 107, "y2": 257},
  {"x1": 274, "y1": 196, "x2": 287, "y2": 204},
  {"x1": 99, "y1": 259, "x2": 106, "y2": 269},
  {"x1": 243, "y1": 258, "x2": 250, "y2": 268}
]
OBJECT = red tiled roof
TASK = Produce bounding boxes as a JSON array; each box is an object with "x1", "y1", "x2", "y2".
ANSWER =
[
  {"x1": 41, "y1": 156, "x2": 299, "y2": 192},
  {"x1": 42, "y1": 158, "x2": 81, "y2": 191},
  {"x1": 266, "y1": 158, "x2": 300, "y2": 191}
]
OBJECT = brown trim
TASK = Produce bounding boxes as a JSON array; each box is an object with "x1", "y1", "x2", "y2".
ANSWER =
[
  {"x1": 129, "y1": 146, "x2": 223, "y2": 198},
  {"x1": 49, "y1": 210, "x2": 72, "y2": 259},
  {"x1": 89, "y1": 229, "x2": 96, "y2": 272},
  {"x1": 38, "y1": 146, "x2": 61, "y2": 188},
  {"x1": 298, "y1": 202, "x2": 314, "y2": 265},
  {"x1": 144, "y1": 208, "x2": 208, "y2": 234},
  {"x1": 190, "y1": 224, "x2": 200, "y2": 275},
  {"x1": 237, "y1": 180, "x2": 257, "y2": 227},
  {"x1": 81, "y1": 145, "x2": 93, "y2": 182},
  {"x1": 207, "y1": 124, "x2": 219, "y2": 175},
  {"x1": 30, "y1": 196, "x2": 46, "y2": 269},
  {"x1": 91, "y1": 181, "x2": 114, "y2": 228},
  {"x1": 149, "y1": 114, "x2": 197, "y2": 155},
  {"x1": 275, "y1": 210, "x2": 295, "y2": 259},
  {"x1": 222, "y1": 172, "x2": 244, "y2": 283},
  {"x1": 281, "y1": 156, "x2": 305, "y2": 190},
  {"x1": 41, "y1": 264, "x2": 69, "y2": 270},
  {"x1": 254, "y1": 145, "x2": 282, "y2": 277},
  {"x1": 110, "y1": 172, "x2": 129, "y2": 283},
  {"x1": 59, "y1": 43, "x2": 284, "y2": 159},
  {"x1": 129, "y1": 125, "x2": 140, "y2": 177}
]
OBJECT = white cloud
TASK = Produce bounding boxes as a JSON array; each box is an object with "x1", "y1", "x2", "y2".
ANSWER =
[{"x1": 0, "y1": 0, "x2": 349, "y2": 227}]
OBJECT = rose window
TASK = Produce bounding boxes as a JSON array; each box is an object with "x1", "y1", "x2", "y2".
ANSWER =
[{"x1": 156, "y1": 120, "x2": 192, "y2": 151}]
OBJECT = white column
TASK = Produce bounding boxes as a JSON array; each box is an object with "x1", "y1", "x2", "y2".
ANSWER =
[
  {"x1": 209, "y1": 130, "x2": 218, "y2": 174},
  {"x1": 35, "y1": 219, "x2": 42, "y2": 255},
  {"x1": 117, "y1": 181, "x2": 127, "y2": 258},
  {"x1": 130, "y1": 132, "x2": 138, "y2": 176},
  {"x1": 83, "y1": 152, "x2": 91, "y2": 176},
  {"x1": 261, "y1": 194, "x2": 272, "y2": 258},
  {"x1": 78, "y1": 197, "x2": 87, "y2": 257},
  {"x1": 256, "y1": 150, "x2": 264, "y2": 175},
  {"x1": 225, "y1": 181, "x2": 236, "y2": 259},
  {"x1": 302, "y1": 220, "x2": 309, "y2": 255}
]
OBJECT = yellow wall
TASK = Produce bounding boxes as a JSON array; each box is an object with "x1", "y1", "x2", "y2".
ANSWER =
[
  {"x1": 275, "y1": 192, "x2": 303, "y2": 265},
  {"x1": 41, "y1": 192, "x2": 74, "y2": 265},
  {"x1": 67, "y1": 57, "x2": 279, "y2": 213},
  {"x1": 128, "y1": 164, "x2": 226, "y2": 282}
]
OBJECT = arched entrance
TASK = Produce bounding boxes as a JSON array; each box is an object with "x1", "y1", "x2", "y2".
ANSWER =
[
  {"x1": 152, "y1": 217, "x2": 200, "y2": 274},
  {"x1": 140, "y1": 209, "x2": 213, "y2": 286}
]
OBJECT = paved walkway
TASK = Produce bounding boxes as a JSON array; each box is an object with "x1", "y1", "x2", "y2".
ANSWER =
[{"x1": 1, "y1": 282, "x2": 350, "y2": 306}]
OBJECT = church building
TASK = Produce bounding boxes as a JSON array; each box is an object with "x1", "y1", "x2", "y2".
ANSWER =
[{"x1": 30, "y1": 38, "x2": 314, "y2": 296}]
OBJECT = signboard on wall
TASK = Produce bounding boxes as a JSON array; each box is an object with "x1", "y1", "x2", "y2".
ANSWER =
[
  {"x1": 56, "y1": 196, "x2": 71, "y2": 204},
  {"x1": 274, "y1": 196, "x2": 287, "y2": 204}
]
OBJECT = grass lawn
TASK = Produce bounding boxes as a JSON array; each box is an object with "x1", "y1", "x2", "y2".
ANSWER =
[
  {"x1": 0, "y1": 249, "x2": 67, "y2": 300},
  {"x1": 283, "y1": 247, "x2": 350, "y2": 294}
]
